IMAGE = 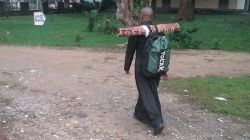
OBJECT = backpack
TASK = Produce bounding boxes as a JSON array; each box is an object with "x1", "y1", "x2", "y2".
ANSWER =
[{"x1": 141, "y1": 25, "x2": 171, "y2": 77}]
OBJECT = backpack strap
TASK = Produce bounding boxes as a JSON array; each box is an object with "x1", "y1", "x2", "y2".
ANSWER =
[
  {"x1": 154, "y1": 25, "x2": 159, "y2": 32},
  {"x1": 145, "y1": 25, "x2": 152, "y2": 32},
  {"x1": 146, "y1": 25, "x2": 159, "y2": 32}
]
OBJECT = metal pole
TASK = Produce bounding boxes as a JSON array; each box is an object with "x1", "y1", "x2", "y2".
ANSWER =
[
  {"x1": 38, "y1": 0, "x2": 43, "y2": 12},
  {"x1": 38, "y1": 26, "x2": 42, "y2": 45},
  {"x1": 4, "y1": 0, "x2": 9, "y2": 19},
  {"x1": 245, "y1": 0, "x2": 249, "y2": 11}
]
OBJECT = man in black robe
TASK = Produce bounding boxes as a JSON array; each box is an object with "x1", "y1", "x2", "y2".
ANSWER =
[{"x1": 124, "y1": 7, "x2": 168, "y2": 136}]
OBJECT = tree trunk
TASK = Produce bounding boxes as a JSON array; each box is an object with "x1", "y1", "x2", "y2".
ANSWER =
[
  {"x1": 177, "y1": 0, "x2": 194, "y2": 21},
  {"x1": 115, "y1": 0, "x2": 157, "y2": 27},
  {"x1": 115, "y1": 0, "x2": 137, "y2": 27}
]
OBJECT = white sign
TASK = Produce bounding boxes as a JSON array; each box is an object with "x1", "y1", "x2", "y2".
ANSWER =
[{"x1": 34, "y1": 12, "x2": 46, "y2": 26}]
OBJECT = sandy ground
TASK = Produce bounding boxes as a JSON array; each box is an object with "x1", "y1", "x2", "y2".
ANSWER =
[{"x1": 0, "y1": 46, "x2": 250, "y2": 140}]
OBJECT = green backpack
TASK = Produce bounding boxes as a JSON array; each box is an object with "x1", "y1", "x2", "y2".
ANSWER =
[{"x1": 141, "y1": 25, "x2": 171, "y2": 77}]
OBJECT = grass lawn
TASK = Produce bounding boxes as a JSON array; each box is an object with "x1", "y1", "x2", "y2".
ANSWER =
[
  {"x1": 0, "y1": 14, "x2": 125, "y2": 47},
  {"x1": 0, "y1": 13, "x2": 250, "y2": 51},
  {"x1": 162, "y1": 76, "x2": 250, "y2": 119},
  {"x1": 155, "y1": 14, "x2": 250, "y2": 52}
]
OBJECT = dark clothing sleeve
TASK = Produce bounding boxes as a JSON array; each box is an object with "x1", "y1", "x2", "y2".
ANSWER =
[{"x1": 124, "y1": 36, "x2": 138, "y2": 71}]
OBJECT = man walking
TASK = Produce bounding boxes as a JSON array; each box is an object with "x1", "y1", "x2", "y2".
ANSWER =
[{"x1": 124, "y1": 7, "x2": 168, "y2": 136}]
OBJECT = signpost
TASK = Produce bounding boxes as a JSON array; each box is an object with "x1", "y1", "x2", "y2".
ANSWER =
[
  {"x1": 34, "y1": 12, "x2": 46, "y2": 45},
  {"x1": 34, "y1": 12, "x2": 46, "y2": 26}
]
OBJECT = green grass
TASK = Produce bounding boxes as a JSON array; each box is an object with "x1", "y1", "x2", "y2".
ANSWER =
[
  {"x1": 155, "y1": 14, "x2": 250, "y2": 52},
  {"x1": 0, "y1": 14, "x2": 125, "y2": 47},
  {"x1": 0, "y1": 13, "x2": 250, "y2": 51},
  {"x1": 162, "y1": 76, "x2": 250, "y2": 119}
]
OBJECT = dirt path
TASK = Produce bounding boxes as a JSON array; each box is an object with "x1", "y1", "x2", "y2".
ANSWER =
[{"x1": 0, "y1": 46, "x2": 250, "y2": 140}]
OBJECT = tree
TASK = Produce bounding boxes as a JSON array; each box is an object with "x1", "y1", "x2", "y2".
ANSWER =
[
  {"x1": 115, "y1": 0, "x2": 157, "y2": 27},
  {"x1": 115, "y1": 0, "x2": 137, "y2": 27},
  {"x1": 176, "y1": 0, "x2": 194, "y2": 21}
]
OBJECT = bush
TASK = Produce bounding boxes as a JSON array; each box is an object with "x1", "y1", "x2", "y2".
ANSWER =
[
  {"x1": 167, "y1": 25, "x2": 202, "y2": 49},
  {"x1": 87, "y1": 13, "x2": 96, "y2": 32},
  {"x1": 96, "y1": 16, "x2": 120, "y2": 34},
  {"x1": 86, "y1": 13, "x2": 121, "y2": 34}
]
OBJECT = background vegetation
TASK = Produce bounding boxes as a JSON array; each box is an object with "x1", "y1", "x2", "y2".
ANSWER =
[
  {"x1": 0, "y1": 13, "x2": 124, "y2": 47},
  {"x1": 0, "y1": 13, "x2": 249, "y2": 51}
]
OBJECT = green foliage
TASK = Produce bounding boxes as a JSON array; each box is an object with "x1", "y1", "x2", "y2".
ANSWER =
[
  {"x1": 96, "y1": 16, "x2": 121, "y2": 34},
  {"x1": 0, "y1": 14, "x2": 125, "y2": 47},
  {"x1": 133, "y1": 0, "x2": 142, "y2": 20},
  {"x1": 167, "y1": 25, "x2": 202, "y2": 49},
  {"x1": 155, "y1": 14, "x2": 250, "y2": 52},
  {"x1": 0, "y1": 13, "x2": 249, "y2": 51},
  {"x1": 86, "y1": 13, "x2": 122, "y2": 34},
  {"x1": 162, "y1": 76, "x2": 250, "y2": 119},
  {"x1": 86, "y1": 13, "x2": 96, "y2": 32}
]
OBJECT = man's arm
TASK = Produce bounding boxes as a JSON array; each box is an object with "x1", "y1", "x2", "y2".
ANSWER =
[{"x1": 124, "y1": 36, "x2": 138, "y2": 74}]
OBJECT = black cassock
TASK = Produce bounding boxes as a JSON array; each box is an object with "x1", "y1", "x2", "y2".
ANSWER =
[{"x1": 124, "y1": 21, "x2": 164, "y2": 129}]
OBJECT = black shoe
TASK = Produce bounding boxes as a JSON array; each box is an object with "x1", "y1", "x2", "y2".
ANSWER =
[{"x1": 153, "y1": 124, "x2": 164, "y2": 136}]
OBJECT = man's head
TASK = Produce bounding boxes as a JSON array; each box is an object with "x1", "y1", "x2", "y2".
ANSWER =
[{"x1": 140, "y1": 7, "x2": 154, "y2": 22}]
